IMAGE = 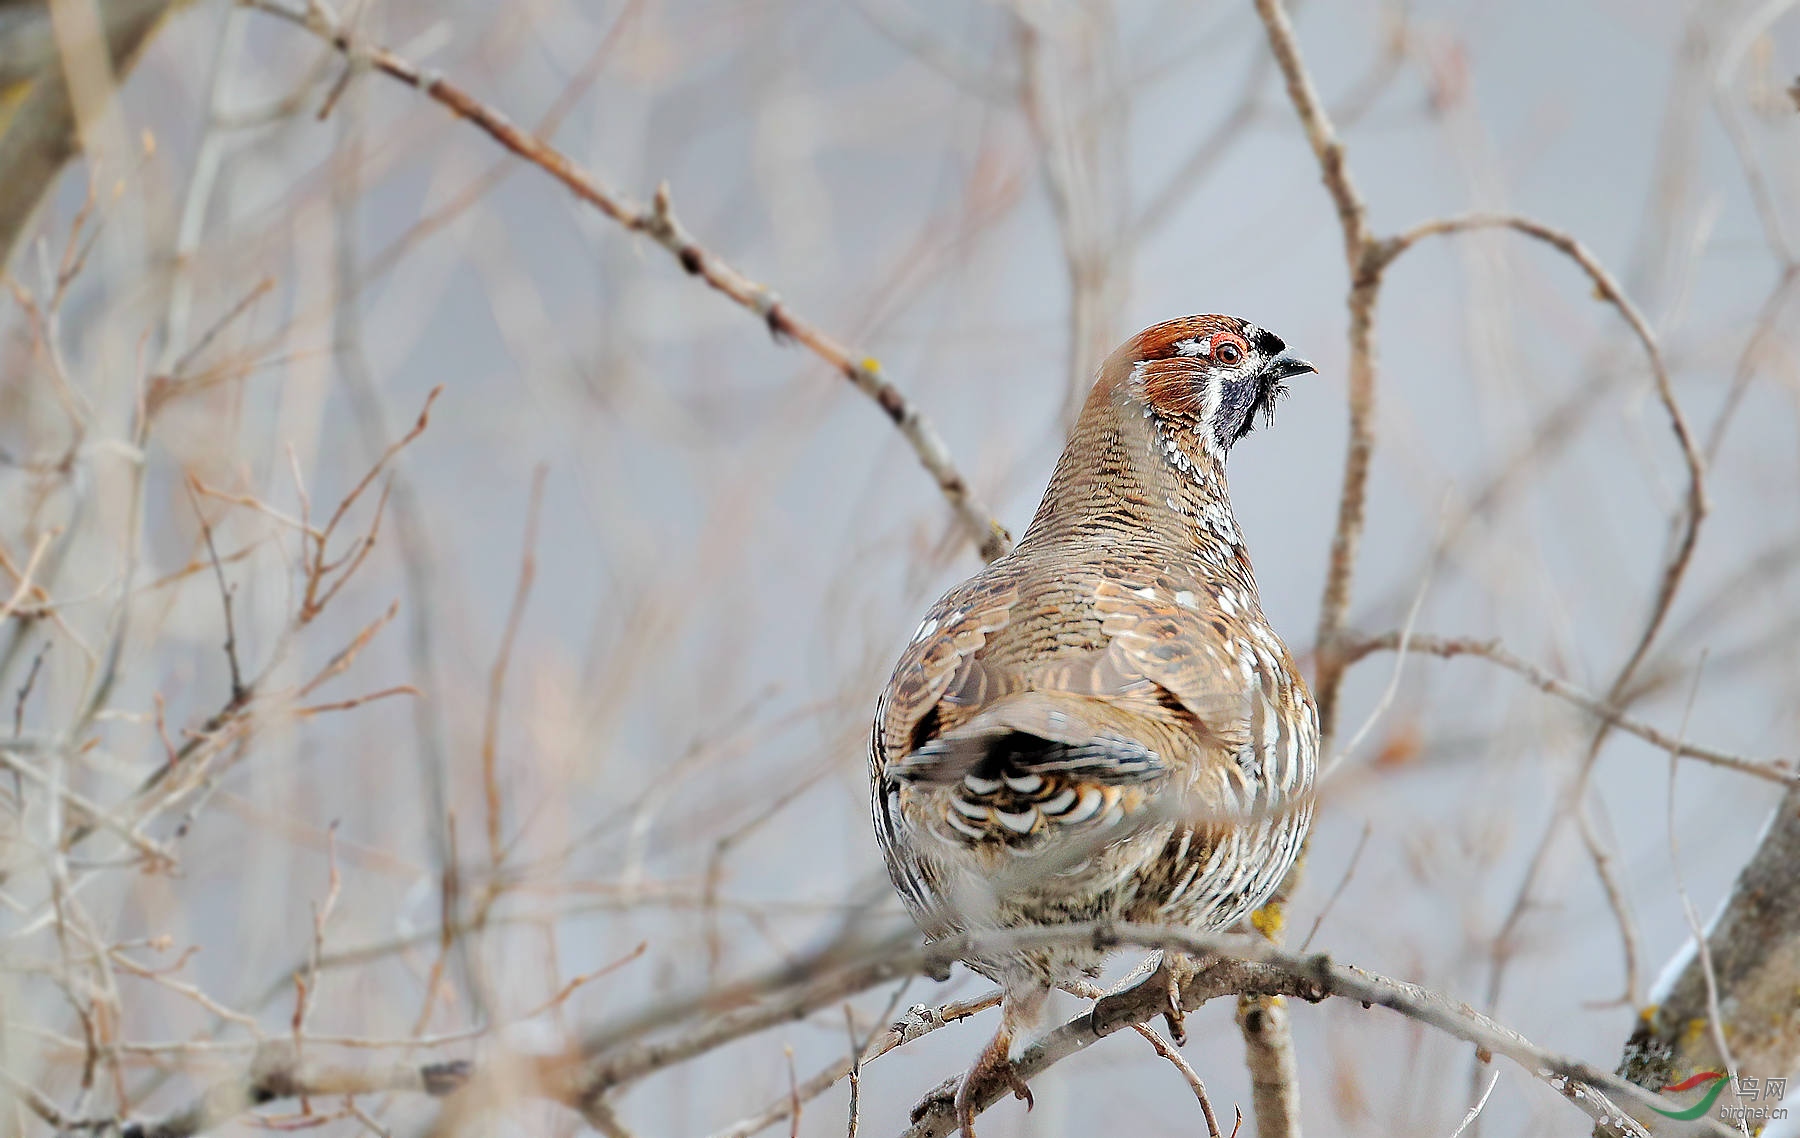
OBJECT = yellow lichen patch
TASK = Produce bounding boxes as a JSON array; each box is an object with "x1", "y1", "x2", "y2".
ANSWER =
[
  {"x1": 1251, "y1": 901, "x2": 1286, "y2": 939},
  {"x1": 861, "y1": 357, "x2": 883, "y2": 374},
  {"x1": 1680, "y1": 1017, "x2": 1710, "y2": 1049},
  {"x1": 1639, "y1": 1004, "x2": 1659, "y2": 1023},
  {"x1": 0, "y1": 80, "x2": 32, "y2": 138}
]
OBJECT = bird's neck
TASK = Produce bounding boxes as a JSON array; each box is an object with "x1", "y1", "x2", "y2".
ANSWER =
[{"x1": 1020, "y1": 404, "x2": 1255, "y2": 590}]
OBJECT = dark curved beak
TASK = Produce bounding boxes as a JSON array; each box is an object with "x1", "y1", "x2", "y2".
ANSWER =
[{"x1": 1262, "y1": 352, "x2": 1317, "y2": 382}]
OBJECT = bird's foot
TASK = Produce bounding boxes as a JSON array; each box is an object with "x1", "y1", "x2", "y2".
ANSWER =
[
  {"x1": 950, "y1": 1023, "x2": 1032, "y2": 1137},
  {"x1": 1091, "y1": 950, "x2": 1212, "y2": 1045}
]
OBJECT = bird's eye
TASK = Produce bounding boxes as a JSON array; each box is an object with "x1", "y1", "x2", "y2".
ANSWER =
[{"x1": 1212, "y1": 334, "x2": 1247, "y2": 366}]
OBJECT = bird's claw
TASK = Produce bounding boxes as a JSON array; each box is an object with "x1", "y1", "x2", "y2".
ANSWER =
[
  {"x1": 953, "y1": 1029, "x2": 1034, "y2": 1137},
  {"x1": 1090, "y1": 951, "x2": 1207, "y2": 1045},
  {"x1": 1007, "y1": 1067, "x2": 1035, "y2": 1108},
  {"x1": 1163, "y1": 965, "x2": 1188, "y2": 1046}
]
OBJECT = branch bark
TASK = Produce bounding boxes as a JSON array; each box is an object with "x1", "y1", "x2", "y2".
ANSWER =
[
  {"x1": 51, "y1": 1044, "x2": 472, "y2": 1138},
  {"x1": 1612, "y1": 782, "x2": 1800, "y2": 1133},
  {"x1": 1249, "y1": 1, "x2": 1383, "y2": 1129},
  {"x1": 890, "y1": 923, "x2": 1723, "y2": 1138},
  {"x1": 51, "y1": 919, "x2": 1736, "y2": 1138},
  {"x1": 1253, "y1": 0, "x2": 1713, "y2": 1094}
]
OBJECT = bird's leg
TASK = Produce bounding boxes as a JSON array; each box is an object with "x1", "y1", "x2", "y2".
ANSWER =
[{"x1": 953, "y1": 985, "x2": 1044, "y2": 1137}]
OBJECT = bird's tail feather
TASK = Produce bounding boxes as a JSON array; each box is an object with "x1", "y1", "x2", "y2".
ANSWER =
[{"x1": 890, "y1": 692, "x2": 1165, "y2": 786}]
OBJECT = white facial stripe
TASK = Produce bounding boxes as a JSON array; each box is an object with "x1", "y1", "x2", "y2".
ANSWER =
[
  {"x1": 1199, "y1": 369, "x2": 1222, "y2": 423},
  {"x1": 1173, "y1": 337, "x2": 1212, "y2": 358},
  {"x1": 1241, "y1": 322, "x2": 1263, "y2": 344}
]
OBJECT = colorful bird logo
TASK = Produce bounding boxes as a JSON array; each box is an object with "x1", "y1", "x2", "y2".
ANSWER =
[{"x1": 1652, "y1": 1071, "x2": 1729, "y2": 1120}]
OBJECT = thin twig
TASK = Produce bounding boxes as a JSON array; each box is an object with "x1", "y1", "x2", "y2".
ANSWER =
[
  {"x1": 1328, "y1": 493, "x2": 1445, "y2": 777},
  {"x1": 844, "y1": 1005, "x2": 861, "y2": 1138},
  {"x1": 1662, "y1": 657, "x2": 1738, "y2": 1083},
  {"x1": 239, "y1": 0, "x2": 1012, "y2": 563},
  {"x1": 185, "y1": 479, "x2": 248, "y2": 707},
  {"x1": 1374, "y1": 211, "x2": 1708, "y2": 698},
  {"x1": 1448, "y1": 1070, "x2": 1501, "y2": 1138},
  {"x1": 1252, "y1": 0, "x2": 1379, "y2": 752},
  {"x1": 10, "y1": 638, "x2": 49, "y2": 741},
  {"x1": 1060, "y1": 977, "x2": 1224, "y2": 1135},
  {"x1": 1299, "y1": 820, "x2": 1371, "y2": 953},
  {"x1": 1338, "y1": 632, "x2": 1794, "y2": 785},
  {"x1": 481, "y1": 466, "x2": 546, "y2": 876},
  {"x1": 1130, "y1": 1022, "x2": 1224, "y2": 1138}
]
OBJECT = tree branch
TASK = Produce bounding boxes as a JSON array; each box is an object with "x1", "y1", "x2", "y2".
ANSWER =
[
  {"x1": 238, "y1": 0, "x2": 1012, "y2": 563},
  {"x1": 890, "y1": 922, "x2": 1719, "y2": 1138},
  {"x1": 0, "y1": 0, "x2": 176, "y2": 266},
  {"x1": 1248, "y1": 2, "x2": 1384, "y2": 1130},
  {"x1": 1615, "y1": 781, "x2": 1800, "y2": 1133},
  {"x1": 53, "y1": 1044, "x2": 472, "y2": 1138},
  {"x1": 1338, "y1": 631, "x2": 1796, "y2": 785}
]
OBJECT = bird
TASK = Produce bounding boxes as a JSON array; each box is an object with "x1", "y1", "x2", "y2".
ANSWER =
[{"x1": 868, "y1": 314, "x2": 1320, "y2": 1136}]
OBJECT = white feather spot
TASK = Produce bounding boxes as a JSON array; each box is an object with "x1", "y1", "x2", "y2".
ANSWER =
[
  {"x1": 963, "y1": 775, "x2": 1001, "y2": 795},
  {"x1": 1003, "y1": 773, "x2": 1045, "y2": 793},
  {"x1": 944, "y1": 811, "x2": 984, "y2": 839},
  {"x1": 996, "y1": 809, "x2": 1037, "y2": 834},
  {"x1": 1061, "y1": 787, "x2": 1103, "y2": 824}
]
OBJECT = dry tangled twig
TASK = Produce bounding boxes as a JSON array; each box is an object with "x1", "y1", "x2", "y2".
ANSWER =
[
  {"x1": 3, "y1": 3, "x2": 1794, "y2": 1137},
  {"x1": 238, "y1": 0, "x2": 1013, "y2": 564}
]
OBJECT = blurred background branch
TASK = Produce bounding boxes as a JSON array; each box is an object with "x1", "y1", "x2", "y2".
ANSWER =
[
  {"x1": 1, "y1": 0, "x2": 1797, "y2": 1135},
  {"x1": 0, "y1": 0, "x2": 186, "y2": 265}
]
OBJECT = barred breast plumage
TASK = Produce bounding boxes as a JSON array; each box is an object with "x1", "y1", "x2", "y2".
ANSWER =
[{"x1": 868, "y1": 314, "x2": 1320, "y2": 1137}]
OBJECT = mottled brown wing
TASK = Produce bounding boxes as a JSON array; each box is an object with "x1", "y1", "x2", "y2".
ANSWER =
[
  {"x1": 1088, "y1": 572, "x2": 1257, "y2": 751},
  {"x1": 873, "y1": 570, "x2": 1020, "y2": 773},
  {"x1": 869, "y1": 569, "x2": 1021, "y2": 924}
]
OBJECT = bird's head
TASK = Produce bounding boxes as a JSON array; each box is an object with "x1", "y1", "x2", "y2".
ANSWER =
[{"x1": 1102, "y1": 314, "x2": 1316, "y2": 459}]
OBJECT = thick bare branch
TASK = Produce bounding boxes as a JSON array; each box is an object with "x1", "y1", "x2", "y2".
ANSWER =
[
  {"x1": 892, "y1": 922, "x2": 1709, "y2": 1138},
  {"x1": 55, "y1": 1044, "x2": 472, "y2": 1138},
  {"x1": 1616, "y1": 782, "x2": 1800, "y2": 1132}
]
